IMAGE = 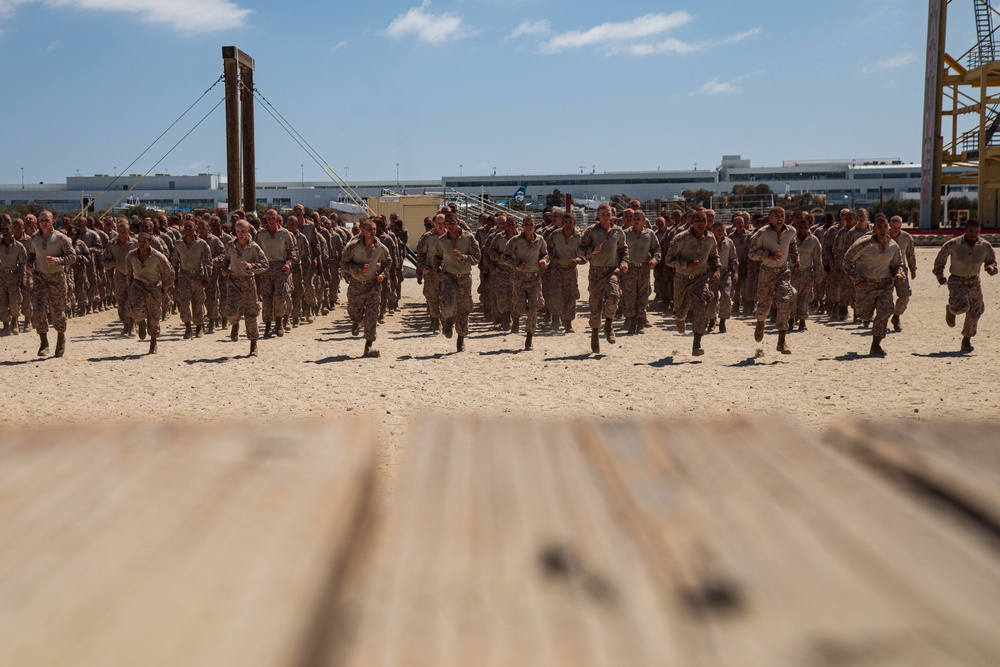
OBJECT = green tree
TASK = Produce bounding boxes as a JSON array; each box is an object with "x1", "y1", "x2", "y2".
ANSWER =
[{"x1": 680, "y1": 189, "x2": 715, "y2": 207}]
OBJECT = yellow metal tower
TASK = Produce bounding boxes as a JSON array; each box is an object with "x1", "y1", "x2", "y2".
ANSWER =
[{"x1": 922, "y1": 0, "x2": 1000, "y2": 228}]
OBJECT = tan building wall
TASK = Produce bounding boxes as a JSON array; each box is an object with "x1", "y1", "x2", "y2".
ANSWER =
[{"x1": 366, "y1": 195, "x2": 441, "y2": 248}]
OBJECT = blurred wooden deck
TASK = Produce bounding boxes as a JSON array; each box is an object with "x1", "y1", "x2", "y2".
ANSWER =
[{"x1": 1, "y1": 418, "x2": 998, "y2": 666}]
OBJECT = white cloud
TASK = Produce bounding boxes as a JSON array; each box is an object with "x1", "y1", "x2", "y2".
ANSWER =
[
  {"x1": 44, "y1": 39, "x2": 59, "y2": 52},
  {"x1": 699, "y1": 78, "x2": 737, "y2": 95},
  {"x1": 876, "y1": 52, "x2": 916, "y2": 69},
  {"x1": 504, "y1": 19, "x2": 549, "y2": 41},
  {"x1": 383, "y1": 1, "x2": 467, "y2": 44},
  {"x1": 332, "y1": 40, "x2": 349, "y2": 51},
  {"x1": 542, "y1": 11, "x2": 693, "y2": 53},
  {"x1": 1, "y1": 0, "x2": 251, "y2": 33},
  {"x1": 629, "y1": 27, "x2": 761, "y2": 56},
  {"x1": 695, "y1": 70, "x2": 765, "y2": 96}
]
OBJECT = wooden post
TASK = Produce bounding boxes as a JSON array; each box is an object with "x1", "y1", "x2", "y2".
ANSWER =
[
  {"x1": 240, "y1": 64, "x2": 256, "y2": 217},
  {"x1": 223, "y1": 49, "x2": 241, "y2": 213}
]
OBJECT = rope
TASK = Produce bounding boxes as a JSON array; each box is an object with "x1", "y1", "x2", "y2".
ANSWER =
[
  {"x1": 246, "y1": 82, "x2": 370, "y2": 214},
  {"x1": 77, "y1": 75, "x2": 225, "y2": 221},
  {"x1": 101, "y1": 96, "x2": 226, "y2": 216}
]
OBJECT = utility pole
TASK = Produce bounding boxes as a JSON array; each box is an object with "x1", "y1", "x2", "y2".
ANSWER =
[
  {"x1": 222, "y1": 46, "x2": 255, "y2": 213},
  {"x1": 20, "y1": 167, "x2": 24, "y2": 190}
]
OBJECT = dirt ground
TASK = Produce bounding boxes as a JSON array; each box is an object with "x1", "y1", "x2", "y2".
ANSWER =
[{"x1": 1, "y1": 248, "x2": 997, "y2": 502}]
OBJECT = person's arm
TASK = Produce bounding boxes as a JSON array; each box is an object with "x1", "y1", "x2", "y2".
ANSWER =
[{"x1": 932, "y1": 243, "x2": 950, "y2": 283}]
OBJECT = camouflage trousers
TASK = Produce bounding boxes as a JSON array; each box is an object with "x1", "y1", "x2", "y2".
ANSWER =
[
  {"x1": 330, "y1": 266, "x2": 342, "y2": 305},
  {"x1": 303, "y1": 263, "x2": 319, "y2": 308},
  {"x1": 205, "y1": 269, "x2": 221, "y2": 321},
  {"x1": 0, "y1": 270, "x2": 23, "y2": 323},
  {"x1": 83, "y1": 258, "x2": 98, "y2": 306},
  {"x1": 113, "y1": 272, "x2": 130, "y2": 324},
  {"x1": 31, "y1": 272, "x2": 67, "y2": 334},
  {"x1": 826, "y1": 265, "x2": 845, "y2": 306},
  {"x1": 838, "y1": 263, "x2": 857, "y2": 308},
  {"x1": 547, "y1": 264, "x2": 579, "y2": 325},
  {"x1": 894, "y1": 273, "x2": 912, "y2": 317},
  {"x1": 69, "y1": 265, "x2": 89, "y2": 312},
  {"x1": 347, "y1": 277, "x2": 382, "y2": 342},
  {"x1": 379, "y1": 269, "x2": 394, "y2": 316},
  {"x1": 742, "y1": 261, "x2": 760, "y2": 308},
  {"x1": 20, "y1": 275, "x2": 31, "y2": 326},
  {"x1": 127, "y1": 281, "x2": 163, "y2": 338},
  {"x1": 177, "y1": 271, "x2": 207, "y2": 325},
  {"x1": 587, "y1": 266, "x2": 621, "y2": 329},
  {"x1": 422, "y1": 270, "x2": 442, "y2": 318},
  {"x1": 441, "y1": 272, "x2": 474, "y2": 337},
  {"x1": 493, "y1": 267, "x2": 514, "y2": 317},
  {"x1": 259, "y1": 264, "x2": 292, "y2": 323},
  {"x1": 674, "y1": 272, "x2": 712, "y2": 335},
  {"x1": 510, "y1": 271, "x2": 543, "y2": 335},
  {"x1": 291, "y1": 266, "x2": 306, "y2": 319},
  {"x1": 226, "y1": 275, "x2": 260, "y2": 341},
  {"x1": 855, "y1": 279, "x2": 895, "y2": 338},
  {"x1": 732, "y1": 263, "x2": 746, "y2": 310},
  {"x1": 94, "y1": 256, "x2": 108, "y2": 304},
  {"x1": 621, "y1": 265, "x2": 652, "y2": 319},
  {"x1": 791, "y1": 268, "x2": 818, "y2": 320},
  {"x1": 947, "y1": 274, "x2": 985, "y2": 338},
  {"x1": 709, "y1": 269, "x2": 735, "y2": 322},
  {"x1": 755, "y1": 267, "x2": 795, "y2": 332}
]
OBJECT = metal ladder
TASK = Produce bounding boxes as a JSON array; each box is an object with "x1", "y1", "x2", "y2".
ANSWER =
[{"x1": 975, "y1": 0, "x2": 996, "y2": 64}]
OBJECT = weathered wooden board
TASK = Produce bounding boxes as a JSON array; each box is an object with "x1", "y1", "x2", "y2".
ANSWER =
[
  {"x1": 829, "y1": 420, "x2": 1000, "y2": 536},
  {"x1": 0, "y1": 421, "x2": 377, "y2": 667},
  {"x1": 331, "y1": 418, "x2": 1000, "y2": 667}
]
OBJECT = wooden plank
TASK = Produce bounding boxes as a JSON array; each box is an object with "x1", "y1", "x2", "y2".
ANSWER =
[
  {"x1": 332, "y1": 417, "x2": 680, "y2": 667},
  {"x1": 828, "y1": 420, "x2": 1000, "y2": 535},
  {"x1": 0, "y1": 420, "x2": 377, "y2": 667},
  {"x1": 591, "y1": 419, "x2": 1000, "y2": 666},
  {"x1": 330, "y1": 417, "x2": 1000, "y2": 667}
]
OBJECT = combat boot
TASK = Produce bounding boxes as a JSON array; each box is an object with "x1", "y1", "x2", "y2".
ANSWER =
[
  {"x1": 10, "y1": 320, "x2": 18, "y2": 336},
  {"x1": 54, "y1": 332, "x2": 65, "y2": 358},
  {"x1": 961, "y1": 336, "x2": 974, "y2": 352},
  {"x1": 263, "y1": 322, "x2": 272, "y2": 338},
  {"x1": 282, "y1": 316, "x2": 290, "y2": 332},
  {"x1": 249, "y1": 340, "x2": 258, "y2": 357},
  {"x1": 184, "y1": 323, "x2": 193, "y2": 340},
  {"x1": 869, "y1": 336, "x2": 886, "y2": 357},
  {"x1": 636, "y1": 320, "x2": 646, "y2": 335},
  {"x1": 564, "y1": 318, "x2": 574, "y2": 333},
  {"x1": 591, "y1": 328, "x2": 600, "y2": 354},
  {"x1": 121, "y1": 322, "x2": 130, "y2": 337},
  {"x1": 456, "y1": 335, "x2": 465, "y2": 352},
  {"x1": 230, "y1": 322, "x2": 240, "y2": 342},
  {"x1": 431, "y1": 317, "x2": 441, "y2": 333},
  {"x1": 675, "y1": 317, "x2": 685, "y2": 334},
  {"x1": 275, "y1": 320, "x2": 283, "y2": 337},
  {"x1": 138, "y1": 320, "x2": 147, "y2": 340},
  {"x1": 798, "y1": 319, "x2": 807, "y2": 331},
  {"x1": 501, "y1": 313, "x2": 511, "y2": 331},
  {"x1": 37, "y1": 333, "x2": 49, "y2": 356},
  {"x1": 776, "y1": 330, "x2": 791, "y2": 354},
  {"x1": 891, "y1": 314, "x2": 901, "y2": 332},
  {"x1": 707, "y1": 319, "x2": 716, "y2": 333},
  {"x1": 195, "y1": 323, "x2": 204, "y2": 338},
  {"x1": 511, "y1": 316, "x2": 520, "y2": 334},
  {"x1": 148, "y1": 336, "x2": 157, "y2": 355},
  {"x1": 443, "y1": 318, "x2": 454, "y2": 339},
  {"x1": 351, "y1": 320, "x2": 361, "y2": 336},
  {"x1": 862, "y1": 320, "x2": 871, "y2": 328},
  {"x1": 718, "y1": 319, "x2": 727, "y2": 333},
  {"x1": 626, "y1": 317, "x2": 635, "y2": 335},
  {"x1": 1, "y1": 321, "x2": 9, "y2": 336},
  {"x1": 692, "y1": 333, "x2": 704, "y2": 356},
  {"x1": 292, "y1": 316, "x2": 300, "y2": 327},
  {"x1": 363, "y1": 340, "x2": 380, "y2": 358},
  {"x1": 305, "y1": 312, "x2": 313, "y2": 325},
  {"x1": 605, "y1": 318, "x2": 615, "y2": 343},
  {"x1": 206, "y1": 319, "x2": 214, "y2": 334},
  {"x1": 754, "y1": 320, "x2": 765, "y2": 343},
  {"x1": 945, "y1": 307, "x2": 956, "y2": 328},
  {"x1": 524, "y1": 332, "x2": 533, "y2": 351}
]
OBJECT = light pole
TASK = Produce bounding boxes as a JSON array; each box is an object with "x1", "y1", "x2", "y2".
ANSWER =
[
  {"x1": 20, "y1": 167, "x2": 24, "y2": 190},
  {"x1": 460, "y1": 164, "x2": 463, "y2": 177},
  {"x1": 344, "y1": 166, "x2": 349, "y2": 181},
  {"x1": 301, "y1": 164, "x2": 304, "y2": 187},
  {"x1": 396, "y1": 163, "x2": 399, "y2": 189}
]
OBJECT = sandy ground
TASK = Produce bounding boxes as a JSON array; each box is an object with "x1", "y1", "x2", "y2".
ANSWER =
[{"x1": 2, "y1": 248, "x2": 997, "y2": 503}]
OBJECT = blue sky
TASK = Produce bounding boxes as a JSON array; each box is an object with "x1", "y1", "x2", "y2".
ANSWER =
[{"x1": 0, "y1": 0, "x2": 952, "y2": 185}]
